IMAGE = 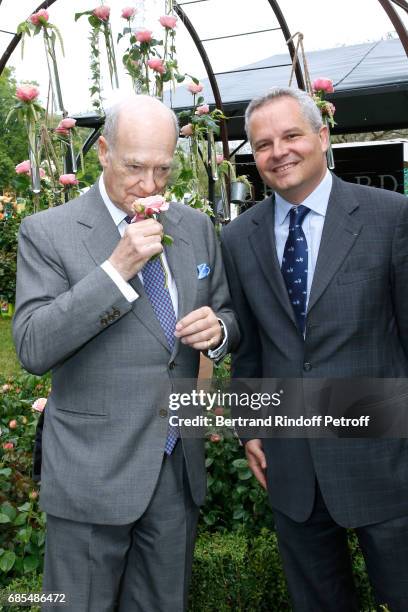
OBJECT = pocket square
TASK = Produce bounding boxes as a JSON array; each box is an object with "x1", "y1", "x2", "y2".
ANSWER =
[{"x1": 197, "y1": 263, "x2": 211, "y2": 279}]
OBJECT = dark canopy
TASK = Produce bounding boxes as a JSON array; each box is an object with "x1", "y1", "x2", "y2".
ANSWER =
[{"x1": 166, "y1": 38, "x2": 408, "y2": 138}]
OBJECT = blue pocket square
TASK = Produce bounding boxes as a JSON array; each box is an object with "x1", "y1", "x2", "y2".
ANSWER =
[{"x1": 197, "y1": 263, "x2": 211, "y2": 279}]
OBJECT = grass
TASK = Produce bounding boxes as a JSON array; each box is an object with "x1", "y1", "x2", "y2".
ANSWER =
[{"x1": 0, "y1": 318, "x2": 23, "y2": 379}]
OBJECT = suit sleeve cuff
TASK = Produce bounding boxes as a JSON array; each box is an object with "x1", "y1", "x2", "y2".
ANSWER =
[
  {"x1": 101, "y1": 260, "x2": 139, "y2": 303},
  {"x1": 207, "y1": 318, "x2": 228, "y2": 360}
]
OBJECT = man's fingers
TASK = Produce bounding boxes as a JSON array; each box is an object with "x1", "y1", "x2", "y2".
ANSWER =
[
  {"x1": 245, "y1": 440, "x2": 267, "y2": 490},
  {"x1": 175, "y1": 306, "x2": 213, "y2": 332}
]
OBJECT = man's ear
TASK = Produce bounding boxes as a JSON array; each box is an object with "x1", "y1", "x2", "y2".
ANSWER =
[
  {"x1": 98, "y1": 136, "x2": 109, "y2": 168},
  {"x1": 319, "y1": 124, "x2": 330, "y2": 154}
]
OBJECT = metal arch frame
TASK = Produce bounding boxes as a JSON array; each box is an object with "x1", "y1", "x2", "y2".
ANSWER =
[
  {"x1": 378, "y1": 0, "x2": 408, "y2": 57},
  {"x1": 0, "y1": 0, "x2": 58, "y2": 75}
]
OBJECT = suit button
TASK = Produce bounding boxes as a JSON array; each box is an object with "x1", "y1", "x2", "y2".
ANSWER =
[
  {"x1": 159, "y1": 409, "x2": 168, "y2": 418},
  {"x1": 169, "y1": 361, "x2": 176, "y2": 370},
  {"x1": 303, "y1": 362, "x2": 312, "y2": 372}
]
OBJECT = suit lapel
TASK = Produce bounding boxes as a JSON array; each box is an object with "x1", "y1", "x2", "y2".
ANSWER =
[
  {"x1": 248, "y1": 196, "x2": 298, "y2": 329},
  {"x1": 307, "y1": 176, "x2": 362, "y2": 314},
  {"x1": 78, "y1": 184, "x2": 171, "y2": 350}
]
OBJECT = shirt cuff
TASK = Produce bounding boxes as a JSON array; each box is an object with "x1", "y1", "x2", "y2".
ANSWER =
[
  {"x1": 101, "y1": 260, "x2": 139, "y2": 303},
  {"x1": 207, "y1": 318, "x2": 228, "y2": 360}
]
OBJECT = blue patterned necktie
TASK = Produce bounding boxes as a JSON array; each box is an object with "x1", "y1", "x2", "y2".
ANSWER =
[
  {"x1": 125, "y1": 216, "x2": 178, "y2": 454},
  {"x1": 281, "y1": 205, "x2": 311, "y2": 334}
]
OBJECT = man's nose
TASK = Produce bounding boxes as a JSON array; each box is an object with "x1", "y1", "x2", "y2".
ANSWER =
[
  {"x1": 271, "y1": 139, "x2": 288, "y2": 159},
  {"x1": 138, "y1": 169, "x2": 157, "y2": 194}
]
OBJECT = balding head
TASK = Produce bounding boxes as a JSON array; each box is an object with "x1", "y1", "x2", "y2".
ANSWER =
[
  {"x1": 103, "y1": 95, "x2": 179, "y2": 149},
  {"x1": 98, "y1": 95, "x2": 179, "y2": 213}
]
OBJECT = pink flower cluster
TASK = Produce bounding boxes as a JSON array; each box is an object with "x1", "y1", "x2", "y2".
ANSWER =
[
  {"x1": 147, "y1": 58, "x2": 165, "y2": 74},
  {"x1": 59, "y1": 174, "x2": 78, "y2": 187},
  {"x1": 93, "y1": 5, "x2": 111, "y2": 21},
  {"x1": 55, "y1": 117, "x2": 77, "y2": 137},
  {"x1": 130, "y1": 195, "x2": 169, "y2": 221},
  {"x1": 180, "y1": 124, "x2": 193, "y2": 137},
  {"x1": 15, "y1": 160, "x2": 46, "y2": 179},
  {"x1": 187, "y1": 82, "x2": 203, "y2": 94},
  {"x1": 16, "y1": 85, "x2": 39, "y2": 102},
  {"x1": 29, "y1": 9, "x2": 49, "y2": 25},
  {"x1": 136, "y1": 29, "x2": 153, "y2": 43},
  {"x1": 159, "y1": 15, "x2": 177, "y2": 29},
  {"x1": 195, "y1": 104, "x2": 209, "y2": 116},
  {"x1": 32, "y1": 397, "x2": 47, "y2": 412},
  {"x1": 312, "y1": 77, "x2": 334, "y2": 94},
  {"x1": 121, "y1": 7, "x2": 136, "y2": 19}
]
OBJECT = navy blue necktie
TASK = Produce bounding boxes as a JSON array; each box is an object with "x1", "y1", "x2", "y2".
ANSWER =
[
  {"x1": 125, "y1": 216, "x2": 178, "y2": 454},
  {"x1": 281, "y1": 205, "x2": 310, "y2": 334}
]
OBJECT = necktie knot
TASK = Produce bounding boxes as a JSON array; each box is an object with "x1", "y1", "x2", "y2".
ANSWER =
[
  {"x1": 289, "y1": 205, "x2": 310, "y2": 229},
  {"x1": 124, "y1": 215, "x2": 133, "y2": 224}
]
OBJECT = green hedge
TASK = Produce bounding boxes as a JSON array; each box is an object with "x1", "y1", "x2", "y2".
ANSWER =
[{"x1": 0, "y1": 530, "x2": 377, "y2": 612}]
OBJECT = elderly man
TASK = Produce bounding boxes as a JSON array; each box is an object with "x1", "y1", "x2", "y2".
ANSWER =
[
  {"x1": 13, "y1": 95, "x2": 239, "y2": 612},
  {"x1": 221, "y1": 87, "x2": 408, "y2": 611}
]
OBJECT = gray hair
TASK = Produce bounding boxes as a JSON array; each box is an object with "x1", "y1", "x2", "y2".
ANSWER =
[
  {"x1": 103, "y1": 95, "x2": 179, "y2": 147},
  {"x1": 245, "y1": 87, "x2": 323, "y2": 139}
]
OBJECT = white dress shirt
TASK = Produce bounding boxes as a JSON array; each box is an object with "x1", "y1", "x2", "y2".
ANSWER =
[{"x1": 274, "y1": 170, "x2": 333, "y2": 308}]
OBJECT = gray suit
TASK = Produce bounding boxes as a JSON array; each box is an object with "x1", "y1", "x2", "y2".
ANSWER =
[
  {"x1": 13, "y1": 182, "x2": 238, "y2": 610},
  {"x1": 221, "y1": 175, "x2": 408, "y2": 609}
]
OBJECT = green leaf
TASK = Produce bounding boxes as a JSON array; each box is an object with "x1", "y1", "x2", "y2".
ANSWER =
[
  {"x1": 1, "y1": 502, "x2": 17, "y2": 522},
  {"x1": 0, "y1": 551, "x2": 16, "y2": 572},
  {"x1": 233, "y1": 508, "x2": 246, "y2": 520},
  {"x1": 23, "y1": 554, "x2": 39, "y2": 573},
  {"x1": 14, "y1": 512, "x2": 29, "y2": 526},
  {"x1": 74, "y1": 11, "x2": 91, "y2": 21},
  {"x1": 17, "y1": 502, "x2": 31, "y2": 512},
  {"x1": 232, "y1": 458, "x2": 248, "y2": 469},
  {"x1": 238, "y1": 468, "x2": 253, "y2": 480},
  {"x1": 0, "y1": 513, "x2": 11, "y2": 524},
  {"x1": 0, "y1": 468, "x2": 12, "y2": 477},
  {"x1": 205, "y1": 457, "x2": 214, "y2": 468}
]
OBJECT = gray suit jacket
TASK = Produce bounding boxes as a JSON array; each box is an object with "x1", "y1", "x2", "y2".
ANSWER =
[
  {"x1": 13, "y1": 182, "x2": 239, "y2": 525},
  {"x1": 221, "y1": 174, "x2": 408, "y2": 527}
]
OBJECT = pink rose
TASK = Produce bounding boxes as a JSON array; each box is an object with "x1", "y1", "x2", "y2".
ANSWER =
[
  {"x1": 59, "y1": 117, "x2": 76, "y2": 129},
  {"x1": 147, "y1": 58, "x2": 165, "y2": 74},
  {"x1": 210, "y1": 433, "x2": 221, "y2": 443},
  {"x1": 312, "y1": 78, "x2": 334, "y2": 94},
  {"x1": 216, "y1": 154, "x2": 224, "y2": 165},
  {"x1": 29, "y1": 490, "x2": 39, "y2": 501},
  {"x1": 159, "y1": 15, "x2": 177, "y2": 29},
  {"x1": 15, "y1": 160, "x2": 31, "y2": 174},
  {"x1": 93, "y1": 5, "x2": 110, "y2": 21},
  {"x1": 3, "y1": 442, "x2": 14, "y2": 450},
  {"x1": 180, "y1": 124, "x2": 193, "y2": 137},
  {"x1": 213, "y1": 406, "x2": 224, "y2": 416},
  {"x1": 9, "y1": 419, "x2": 17, "y2": 429},
  {"x1": 15, "y1": 161, "x2": 45, "y2": 178},
  {"x1": 187, "y1": 82, "x2": 203, "y2": 94},
  {"x1": 55, "y1": 126, "x2": 69, "y2": 136},
  {"x1": 195, "y1": 104, "x2": 209, "y2": 115},
  {"x1": 121, "y1": 7, "x2": 136, "y2": 19},
  {"x1": 136, "y1": 29, "x2": 153, "y2": 43},
  {"x1": 131, "y1": 195, "x2": 169, "y2": 219},
  {"x1": 59, "y1": 174, "x2": 78, "y2": 186},
  {"x1": 32, "y1": 397, "x2": 47, "y2": 412},
  {"x1": 1, "y1": 384, "x2": 11, "y2": 392},
  {"x1": 29, "y1": 9, "x2": 49, "y2": 25},
  {"x1": 16, "y1": 85, "x2": 39, "y2": 102}
]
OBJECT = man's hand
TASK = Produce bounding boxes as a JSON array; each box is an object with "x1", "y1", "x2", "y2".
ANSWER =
[
  {"x1": 109, "y1": 219, "x2": 163, "y2": 281},
  {"x1": 245, "y1": 439, "x2": 267, "y2": 490},
  {"x1": 175, "y1": 306, "x2": 222, "y2": 351}
]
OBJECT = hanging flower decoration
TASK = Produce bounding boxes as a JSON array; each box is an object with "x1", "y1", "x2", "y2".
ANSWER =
[
  {"x1": 6, "y1": 85, "x2": 44, "y2": 194},
  {"x1": 312, "y1": 77, "x2": 336, "y2": 128},
  {"x1": 17, "y1": 9, "x2": 66, "y2": 114},
  {"x1": 75, "y1": 5, "x2": 119, "y2": 113}
]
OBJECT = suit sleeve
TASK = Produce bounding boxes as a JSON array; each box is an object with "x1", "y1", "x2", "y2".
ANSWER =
[
  {"x1": 391, "y1": 200, "x2": 408, "y2": 360},
  {"x1": 13, "y1": 215, "x2": 133, "y2": 375},
  {"x1": 203, "y1": 214, "x2": 240, "y2": 357},
  {"x1": 221, "y1": 231, "x2": 262, "y2": 379}
]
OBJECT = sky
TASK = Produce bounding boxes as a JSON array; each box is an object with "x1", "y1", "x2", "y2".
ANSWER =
[{"x1": 0, "y1": 0, "x2": 407, "y2": 115}]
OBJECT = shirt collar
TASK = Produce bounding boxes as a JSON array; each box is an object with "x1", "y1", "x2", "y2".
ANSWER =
[
  {"x1": 99, "y1": 174, "x2": 128, "y2": 227},
  {"x1": 275, "y1": 170, "x2": 333, "y2": 225}
]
